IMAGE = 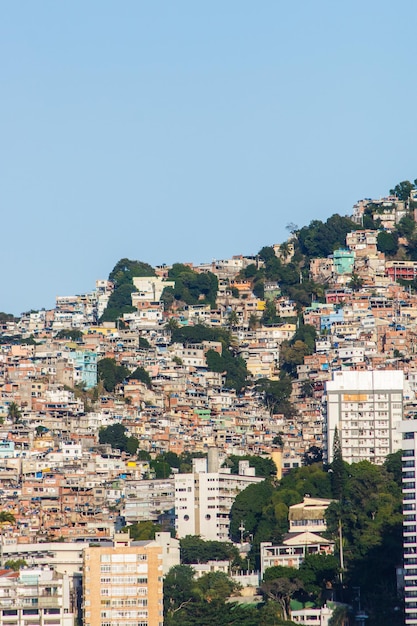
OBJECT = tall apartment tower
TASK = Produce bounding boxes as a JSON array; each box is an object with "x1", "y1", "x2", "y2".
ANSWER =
[
  {"x1": 324, "y1": 370, "x2": 404, "y2": 465},
  {"x1": 82, "y1": 533, "x2": 164, "y2": 626},
  {"x1": 174, "y1": 452, "x2": 263, "y2": 541},
  {"x1": 401, "y1": 420, "x2": 417, "y2": 625}
]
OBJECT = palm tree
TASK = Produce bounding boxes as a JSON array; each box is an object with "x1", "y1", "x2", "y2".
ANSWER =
[
  {"x1": 227, "y1": 310, "x2": 239, "y2": 328},
  {"x1": 328, "y1": 605, "x2": 350, "y2": 626},
  {"x1": 248, "y1": 314, "x2": 259, "y2": 330},
  {"x1": 0, "y1": 512, "x2": 15, "y2": 525},
  {"x1": 7, "y1": 402, "x2": 21, "y2": 424}
]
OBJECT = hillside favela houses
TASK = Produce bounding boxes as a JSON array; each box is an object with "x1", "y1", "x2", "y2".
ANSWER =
[{"x1": 4, "y1": 181, "x2": 417, "y2": 624}]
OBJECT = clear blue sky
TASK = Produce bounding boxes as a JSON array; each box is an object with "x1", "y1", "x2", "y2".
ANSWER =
[{"x1": 2, "y1": 0, "x2": 417, "y2": 315}]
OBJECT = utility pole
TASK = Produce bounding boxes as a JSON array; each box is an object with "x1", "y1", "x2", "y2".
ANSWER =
[
  {"x1": 339, "y1": 517, "x2": 344, "y2": 584},
  {"x1": 353, "y1": 587, "x2": 368, "y2": 625},
  {"x1": 239, "y1": 520, "x2": 245, "y2": 544}
]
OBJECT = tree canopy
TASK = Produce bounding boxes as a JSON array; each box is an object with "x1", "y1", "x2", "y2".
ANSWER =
[
  {"x1": 180, "y1": 536, "x2": 240, "y2": 565},
  {"x1": 98, "y1": 423, "x2": 139, "y2": 455},
  {"x1": 168, "y1": 264, "x2": 218, "y2": 308},
  {"x1": 109, "y1": 258, "x2": 156, "y2": 287},
  {"x1": 129, "y1": 366, "x2": 152, "y2": 388},
  {"x1": 97, "y1": 358, "x2": 130, "y2": 392},
  {"x1": 101, "y1": 258, "x2": 155, "y2": 322},
  {"x1": 163, "y1": 564, "x2": 294, "y2": 626},
  {"x1": 222, "y1": 454, "x2": 277, "y2": 477},
  {"x1": 297, "y1": 215, "x2": 359, "y2": 259}
]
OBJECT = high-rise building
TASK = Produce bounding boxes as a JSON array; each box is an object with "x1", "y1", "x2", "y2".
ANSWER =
[
  {"x1": 0, "y1": 567, "x2": 74, "y2": 626},
  {"x1": 400, "y1": 420, "x2": 417, "y2": 625},
  {"x1": 324, "y1": 370, "x2": 404, "y2": 465},
  {"x1": 174, "y1": 451, "x2": 263, "y2": 541},
  {"x1": 82, "y1": 533, "x2": 164, "y2": 626}
]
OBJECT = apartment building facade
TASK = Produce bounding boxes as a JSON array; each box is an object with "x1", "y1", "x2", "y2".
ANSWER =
[
  {"x1": 0, "y1": 568, "x2": 74, "y2": 626},
  {"x1": 324, "y1": 370, "x2": 404, "y2": 465},
  {"x1": 400, "y1": 420, "x2": 417, "y2": 625},
  {"x1": 174, "y1": 454, "x2": 263, "y2": 541},
  {"x1": 82, "y1": 534, "x2": 164, "y2": 626}
]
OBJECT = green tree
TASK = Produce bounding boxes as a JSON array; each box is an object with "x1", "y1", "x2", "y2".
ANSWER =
[
  {"x1": 348, "y1": 273, "x2": 364, "y2": 291},
  {"x1": 325, "y1": 460, "x2": 403, "y2": 623},
  {"x1": 0, "y1": 512, "x2": 15, "y2": 525},
  {"x1": 396, "y1": 214, "x2": 416, "y2": 239},
  {"x1": 377, "y1": 230, "x2": 399, "y2": 256},
  {"x1": 389, "y1": 180, "x2": 414, "y2": 201},
  {"x1": 125, "y1": 436, "x2": 139, "y2": 455},
  {"x1": 129, "y1": 366, "x2": 152, "y2": 388},
  {"x1": 291, "y1": 323, "x2": 317, "y2": 352},
  {"x1": 150, "y1": 459, "x2": 172, "y2": 479},
  {"x1": 262, "y1": 300, "x2": 280, "y2": 325},
  {"x1": 99, "y1": 423, "x2": 128, "y2": 449},
  {"x1": 124, "y1": 521, "x2": 160, "y2": 540},
  {"x1": 261, "y1": 572, "x2": 303, "y2": 622},
  {"x1": 248, "y1": 313, "x2": 260, "y2": 330},
  {"x1": 7, "y1": 402, "x2": 22, "y2": 423},
  {"x1": 280, "y1": 340, "x2": 311, "y2": 378},
  {"x1": 109, "y1": 258, "x2": 156, "y2": 286},
  {"x1": 297, "y1": 215, "x2": 359, "y2": 259},
  {"x1": 298, "y1": 553, "x2": 339, "y2": 603},
  {"x1": 101, "y1": 258, "x2": 155, "y2": 322},
  {"x1": 229, "y1": 480, "x2": 276, "y2": 544},
  {"x1": 161, "y1": 286, "x2": 176, "y2": 310},
  {"x1": 97, "y1": 358, "x2": 130, "y2": 392},
  {"x1": 384, "y1": 449, "x2": 402, "y2": 487},
  {"x1": 230, "y1": 465, "x2": 332, "y2": 557},
  {"x1": 195, "y1": 571, "x2": 238, "y2": 602},
  {"x1": 98, "y1": 423, "x2": 138, "y2": 455},
  {"x1": 4, "y1": 559, "x2": 27, "y2": 571},
  {"x1": 328, "y1": 605, "x2": 351, "y2": 626},
  {"x1": 180, "y1": 536, "x2": 241, "y2": 565},
  {"x1": 227, "y1": 310, "x2": 239, "y2": 328},
  {"x1": 205, "y1": 347, "x2": 249, "y2": 393},
  {"x1": 255, "y1": 376, "x2": 292, "y2": 416},
  {"x1": 55, "y1": 328, "x2": 84, "y2": 341},
  {"x1": 139, "y1": 336, "x2": 151, "y2": 349},
  {"x1": 223, "y1": 455, "x2": 276, "y2": 478},
  {"x1": 168, "y1": 264, "x2": 218, "y2": 308},
  {"x1": 302, "y1": 446, "x2": 323, "y2": 466},
  {"x1": 163, "y1": 565, "x2": 198, "y2": 622},
  {"x1": 330, "y1": 427, "x2": 346, "y2": 500}
]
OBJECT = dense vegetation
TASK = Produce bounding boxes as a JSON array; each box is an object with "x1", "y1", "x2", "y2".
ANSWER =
[
  {"x1": 297, "y1": 214, "x2": 359, "y2": 260},
  {"x1": 226, "y1": 452, "x2": 403, "y2": 626},
  {"x1": 101, "y1": 258, "x2": 156, "y2": 322},
  {"x1": 97, "y1": 357, "x2": 130, "y2": 392},
  {"x1": 180, "y1": 535, "x2": 242, "y2": 566},
  {"x1": 164, "y1": 565, "x2": 297, "y2": 626},
  {"x1": 98, "y1": 423, "x2": 139, "y2": 455},
  {"x1": 222, "y1": 454, "x2": 277, "y2": 477},
  {"x1": 162, "y1": 263, "x2": 218, "y2": 309},
  {"x1": 170, "y1": 324, "x2": 249, "y2": 391}
]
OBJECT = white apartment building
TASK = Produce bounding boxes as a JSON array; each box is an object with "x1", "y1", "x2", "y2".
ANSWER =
[
  {"x1": 400, "y1": 420, "x2": 417, "y2": 625},
  {"x1": 0, "y1": 568, "x2": 74, "y2": 626},
  {"x1": 122, "y1": 479, "x2": 175, "y2": 524},
  {"x1": 131, "y1": 277, "x2": 175, "y2": 304},
  {"x1": 174, "y1": 452, "x2": 263, "y2": 541},
  {"x1": 291, "y1": 605, "x2": 334, "y2": 626},
  {"x1": 324, "y1": 370, "x2": 404, "y2": 465},
  {"x1": 260, "y1": 534, "x2": 335, "y2": 576}
]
